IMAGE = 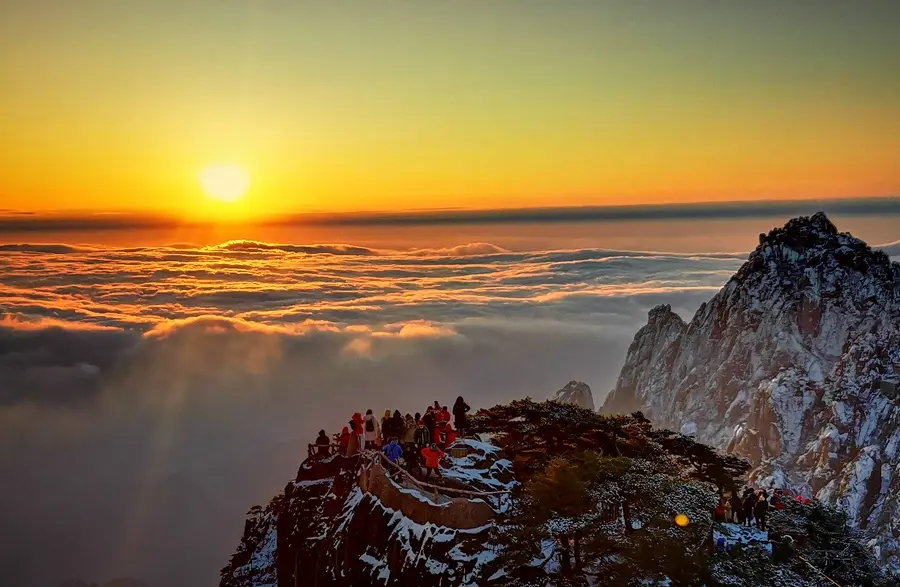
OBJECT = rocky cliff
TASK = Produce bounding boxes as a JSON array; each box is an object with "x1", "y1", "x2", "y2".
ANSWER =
[
  {"x1": 219, "y1": 440, "x2": 514, "y2": 587},
  {"x1": 603, "y1": 213, "x2": 900, "y2": 565},
  {"x1": 553, "y1": 380, "x2": 595, "y2": 411}
]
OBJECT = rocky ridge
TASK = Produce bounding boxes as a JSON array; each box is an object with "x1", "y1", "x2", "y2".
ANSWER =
[
  {"x1": 219, "y1": 440, "x2": 514, "y2": 587},
  {"x1": 603, "y1": 212, "x2": 900, "y2": 565},
  {"x1": 553, "y1": 380, "x2": 595, "y2": 411}
]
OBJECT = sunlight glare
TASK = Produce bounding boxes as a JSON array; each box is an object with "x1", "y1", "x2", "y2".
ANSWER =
[{"x1": 199, "y1": 164, "x2": 250, "y2": 202}]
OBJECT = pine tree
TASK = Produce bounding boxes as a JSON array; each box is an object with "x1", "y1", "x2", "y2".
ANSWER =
[{"x1": 474, "y1": 398, "x2": 891, "y2": 586}]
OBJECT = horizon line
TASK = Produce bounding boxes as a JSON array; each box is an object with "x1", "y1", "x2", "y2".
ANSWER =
[{"x1": 1, "y1": 195, "x2": 899, "y2": 232}]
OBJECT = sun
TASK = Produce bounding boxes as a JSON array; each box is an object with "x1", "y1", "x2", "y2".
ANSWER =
[{"x1": 199, "y1": 164, "x2": 250, "y2": 202}]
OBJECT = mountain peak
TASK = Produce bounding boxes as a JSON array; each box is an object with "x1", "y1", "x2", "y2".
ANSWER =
[
  {"x1": 740, "y1": 213, "x2": 896, "y2": 285},
  {"x1": 756, "y1": 211, "x2": 843, "y2": 251},
  {"x1": 604, "y1": 214, "x2": 900, "y2": 567},
  {"x1": 553, "y1": 380, "x2": 595, "y2": 411}
]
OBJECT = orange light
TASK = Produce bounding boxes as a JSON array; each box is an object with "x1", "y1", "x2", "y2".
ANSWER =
[{"x1": 674, "y1": 513, "x2": 690, "y2": 527}]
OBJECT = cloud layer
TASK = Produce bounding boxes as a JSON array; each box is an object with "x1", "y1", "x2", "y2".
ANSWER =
[
  {"x1": 0, "y1": 241, "x2": 741, "y2": 333},
  {"x1": 1, "y1": 226, "x2": 895, "y2": 587}
]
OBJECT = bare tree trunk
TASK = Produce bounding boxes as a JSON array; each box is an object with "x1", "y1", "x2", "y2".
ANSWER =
[
  {"x1": 573, "y1": 533, "x2": 582, "y2": 571},
  {"x1": 559, "y1": 536, "x2": 571, "y2": 575}
]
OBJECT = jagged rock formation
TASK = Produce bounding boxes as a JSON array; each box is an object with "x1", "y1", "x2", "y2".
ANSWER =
[
  {"x1": 552, "y1": 380, "x2": 595, "y2": 411},
  {"x1": 603, "y1": 213, "x2": 900, "y2": 566},
  {"x1": 219, "y1": 440, "x2": 514, "y2": 587}
]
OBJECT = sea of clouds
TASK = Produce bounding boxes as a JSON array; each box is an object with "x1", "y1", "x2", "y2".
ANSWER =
[{"x1": 1, "y1": 226, "x2": 897, "y2": 587}]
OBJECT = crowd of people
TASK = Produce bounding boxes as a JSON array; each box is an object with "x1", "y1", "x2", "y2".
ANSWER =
[
  {"x1": 715, "y1": 487, "x2": 810, "y2": 530},
  {"x1": 313, "y1": 396, "x2": 472, "y2": 481}
]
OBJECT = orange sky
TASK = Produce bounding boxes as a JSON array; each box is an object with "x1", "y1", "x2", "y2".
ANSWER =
[{"x1": 1, "y1": 2, "x2": 898, "y2": 220}]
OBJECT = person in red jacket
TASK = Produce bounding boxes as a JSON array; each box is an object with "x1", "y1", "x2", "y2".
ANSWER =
[
  {"x1": 772, "y1": 489, "x2": 784, "y2": 511},
  {"x1": 444, "y1": 423, "x2": 458, "y2": 446},
  {"x1": 421, "y1": 443, "x2": 445, "y2": 479},
  {"x1": 338, "y1": 426, "x2": 350, "y2": 452},
  {"x1": 351, "y1": 412, "x2": 364, "y2": 436}
]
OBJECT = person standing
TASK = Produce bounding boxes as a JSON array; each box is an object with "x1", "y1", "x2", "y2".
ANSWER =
[
  {"x1": 381, "y1": 410, "x2": 393, "y2": 442},
  {"x1": 444, "y1": 422, "x2": 458, "y2": 446},
  {"x1": 714, "y1": 501, "x2": 726, "y2": 523},
  {"x1": 346, "y1": 420, "x2": 360, "y2": 456},
  {"x1": 315, "y1": 429, "x2": 331, "y2": 458},
  {"x1": 351, "y1": 412, "x2": 364, "y2": 444},
  {"x1": 771, "y1": 489, "x2": 784, "y2": 511},
  {"x1": 402, "y1": 414, "x2": 416, "y2": 443},
  {"x1": 411, "y1": 419, "x2": 431, "y2": 475},
  {"x1": 338, "y1": 426, "x2": 351, "y2": 453},
  {"x1": 363, "y1": 409, "x2": 380, "y2": 450},
  {"x1": 434, "y1": 415, "x2": 446, "y2": 446},
  {"x1": 422, "y1": 407, "x2": 436, "y2": 441},
  {"x1": 452, "y1": 396, "x2": 471, "y2": 437},
  {"x1": 730, "y1": 492, "x2": 743, "y2": 524},
  {"x1": 742, "y1": 490, "x2": 756, "y2": 527},
  {"x1": 755, "y1": 490, "x2": 769, "y2": 530},
  {"x1": 421, "y1": 443, "x2": 445, "y2": 479},
  {"x1": 390, "y1": 410, "x2": 404, "y2": 441},
  {"x1": 382, "y1": 439, "x2": 403, "y2": 464}
]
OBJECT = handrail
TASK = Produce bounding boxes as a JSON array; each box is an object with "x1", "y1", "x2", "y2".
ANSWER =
[
  {"x1": 370, "y1": 450, "x2": 511, "y2": 499},
  {"x1": 797, "y1": 555, "x2": 843, "y2": 587},
  {"x1": 306, "y1": 441, "x2": 512, "y2": 498},
  {"x1": 307, "y1": 443, "x2": 343, "y2": 458}
]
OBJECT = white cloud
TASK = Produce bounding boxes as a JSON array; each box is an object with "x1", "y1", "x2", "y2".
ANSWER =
[{"x1": 0, "y1": 239, "x2": 745, "y2": 587}]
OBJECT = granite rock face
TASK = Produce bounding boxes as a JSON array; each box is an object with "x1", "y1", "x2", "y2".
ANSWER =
[
  {"x1": 219, "y1": 440, "x2": 514, "y2": 587},
  {"x1": 603, "y1": 213, "x2": 900, "y2": 566},
  {"x1": 553, "y1": 380, "x2": 595, "y2": 411}
]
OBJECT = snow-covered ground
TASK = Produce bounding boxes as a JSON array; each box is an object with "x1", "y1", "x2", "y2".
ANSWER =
[{"x1": 714, "y1": 523, "x2": 772, "y2": 554}]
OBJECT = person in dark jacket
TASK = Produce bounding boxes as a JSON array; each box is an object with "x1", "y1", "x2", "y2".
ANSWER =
[
  {"x1": 413, "y1": 421, "x2": 431, "y2": 450},
  {"x1": 422, "y1": 407, "x2": 436, "y2": 439},
  {"x1": 755, "y1": 490, "x2": 769, "y2": 530},
  {"x1": 390, "y1": 410, "x2": 405, "y2": 441},
  {"x1": 381, "y1": 409, "x2": 394, "y2": 442},
  {"x1": 742, "y1": 491, "x2": 757, "y2": 527},
  {"x1": 452, "y1": 396, "x2": 470, "y2": 436},
  {"x1": 315, "y1": 429, "x2": 330, "y2": 458},
  {"x1": 730, "y1": 492, "x2": 744, "y2": 524}
]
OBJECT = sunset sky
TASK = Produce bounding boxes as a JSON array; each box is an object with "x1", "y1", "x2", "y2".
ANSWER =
[{"x1": 1, "y1": 1, "x2": 898, "y2": 219}]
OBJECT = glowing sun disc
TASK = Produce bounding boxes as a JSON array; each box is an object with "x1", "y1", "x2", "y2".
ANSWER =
[{"x1": 200, "y1": 164, "x2": 250, "y2": 202}]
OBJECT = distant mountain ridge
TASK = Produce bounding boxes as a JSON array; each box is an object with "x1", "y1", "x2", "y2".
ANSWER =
[
  {"x1": 603, "y1": 212, "x2": 900, "y2": 565},
  {"x1": 553, "y1": 380, "x2": 595, "y2": 411}
]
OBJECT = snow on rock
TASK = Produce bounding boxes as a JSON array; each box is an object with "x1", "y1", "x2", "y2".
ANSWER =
[
  {"x1": 220, "y1": 446, "x2": 512, "y2": 587},
  {"x1": 553, "y1": 380, "x2": 595, "y2": 411},
  {"x1": 714, "y1": 523, "x2": 771, "y2": 554},
  {"x1": 602, "y1": 213, "x2": 900, "y2": 567},
  {"x1": 680, "y1": 422, "x2": 698, "y2": 436}
]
